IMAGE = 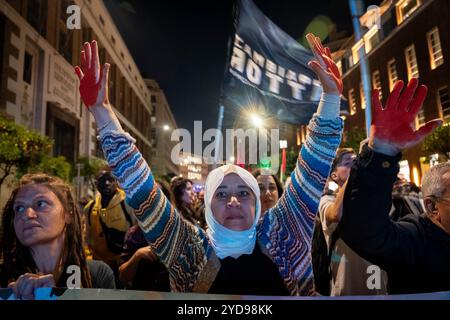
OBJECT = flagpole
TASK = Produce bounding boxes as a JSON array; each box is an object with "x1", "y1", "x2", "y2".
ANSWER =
[
  {"x1": 349, "y1": 0, "x2": 372, "y2": 137},
  {"x1": 213, "y1": 104, "x2": 225, "y2": 169}
]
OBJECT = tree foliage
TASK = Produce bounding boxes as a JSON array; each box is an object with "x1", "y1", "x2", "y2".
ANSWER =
[
  {"x1": 76, "y1": 156, "x2": 108, "y2": 194},
  {"x1": 341, "y1": 126, "x2": 367, "y2": 152},
  {"x1": 0, "y1": 116, "x2": 53, "y2": 187},
  {"x1": 422, "y1": 123, "x2": 450, "y2": 161},
  {"x1": 33, "y1": 156, "x2": 73, "y2": 182}
]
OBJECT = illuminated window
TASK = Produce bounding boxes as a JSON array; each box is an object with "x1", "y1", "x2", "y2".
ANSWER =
[
  {"x1": 415, "y1": 105, "x2": 426, "y2": 129},
  {"x1": 437, "y1": 86, "x2": 450, "y2": 122},
  {"x1": 352, "y1": 39, "x2": 365, "y2": 65},
  {"x1": 348, "y1": 89, "x2": 357, "y2": 115},
  {"x1": 396, "y1": 0, "x2": 421, "y2": 25},
  {"x1": 364, "y1": 26, "x2": 380, "y2": 54},
  {"x1": 398, "y1": 160, "x2": 411, "y2": 182},
  {"x1": 348, "y1": 55, "x2": 354, "y2": 68},
  {"x1": 427, "y1": 27, "x2": 444, "y2": 70},
  {"x1": 372, "y1": 70, "x2": 382, "y2": 100},
  {"x1": 360, "y1": 82, "x2": 367, "y2": 110},
  {"x1": 405, "y1": 45, "x2": 419, "y2": 80},
  {"x1": 336, "y1": 60, "x2": 343, "y2": 76},
  {"x1": 387, "y1": 59, "x2": 398, "y2": 91}
]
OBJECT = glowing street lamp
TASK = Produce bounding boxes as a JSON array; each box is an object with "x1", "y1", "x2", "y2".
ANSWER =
[
  {"x1": 250, "y1": 114, "x2": 264, "y2": 128},
  {"x1": 163, "y1": 125, "x2": 170, "y2": 131}
]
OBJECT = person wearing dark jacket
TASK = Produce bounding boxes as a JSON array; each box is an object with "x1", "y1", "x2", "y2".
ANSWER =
[{"x1": 338, "y1": 78, "x2": 447, "y2": 294}]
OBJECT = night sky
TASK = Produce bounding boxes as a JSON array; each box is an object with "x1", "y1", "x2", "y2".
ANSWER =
[{"x1": 104, "y1": 0, "x2": 380, "y2": 133}]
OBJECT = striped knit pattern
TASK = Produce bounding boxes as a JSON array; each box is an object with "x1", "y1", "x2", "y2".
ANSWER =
[
  {"x1": 258, "y1": 115, "x2": 343, "y2": 295},
  {"x1": 100, "y1": 114, "x2": 342, "y2": 295}
]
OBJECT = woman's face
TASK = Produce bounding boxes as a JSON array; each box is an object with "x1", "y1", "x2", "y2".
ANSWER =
[
  {"x1": 182, "y1": 182, "x2": 195, "y2": 206},
  {"x1": 210, "y1": 173, "x2": 256, "y2": 231},
  {"x1": 13, "y1": 184, "x2": 68, "y2": 247},
  {"x1": 257, "y1": 175, "x2": 279, "y2": 213}
]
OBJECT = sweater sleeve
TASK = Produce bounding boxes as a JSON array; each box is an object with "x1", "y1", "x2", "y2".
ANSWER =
[
  {"x1": 99, "y1": 130, "x2": 216, "y2": 292},
  {"x1": 259, "y1": 93, "x2": 343, "y2": 295}
]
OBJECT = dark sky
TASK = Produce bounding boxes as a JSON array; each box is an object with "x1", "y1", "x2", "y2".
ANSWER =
[{"x1": 104, "y1": 0, "x2": 380, "y2": 133}]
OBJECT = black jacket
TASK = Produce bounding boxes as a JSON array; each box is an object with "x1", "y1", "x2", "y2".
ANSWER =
[{"x1": 339, "y1": 145, "x2": 450, "y2": 294}]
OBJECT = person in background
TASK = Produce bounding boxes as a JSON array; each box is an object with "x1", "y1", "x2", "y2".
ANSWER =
[
  {"x1": 313, "y1": 148, "x2": 388, "y2": 296},
  {"x1": 339, "y1": 78, "x2": 447, "y2": 294},
  {"x1": 252, "y1": 169, "x2": 284, "y2": 219},
  {"x1": 170, "y1": 177, "x2": 203, "y2": 228},
  {"x1": 84, "y1": 168, "x2": 133, "y2": 286},
  {"x1": 1, "y1": 174, "x2": 115, "y2": 299},
  {"x1": 118, "y1": 180, "x2": 171, "y2": 291}
]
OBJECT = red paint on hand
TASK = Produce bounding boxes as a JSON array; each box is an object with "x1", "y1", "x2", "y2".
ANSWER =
[
  {"x1": 74, "y1": 41, "x2": 103, "y2": 108},
  {"x1": 307, "y1": 34, "x2": 343, "y2": 95},
  {"x1": 371, "y1": 79, "x2": 442, "y2": 151},
  {"x1": 76, "y1": 66, "x2": 102, "y2": 107}
]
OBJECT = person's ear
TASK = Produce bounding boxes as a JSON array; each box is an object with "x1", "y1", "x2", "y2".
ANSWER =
[
  {"x1": 330, "y1": 171, "x2": 338, "y2": 181},
  {"x1": 64, "y1": 211, "x2": 73, "y2": 224},
  {"x1": 424, "y1": 198, "x2": 438, "y2": 216}
]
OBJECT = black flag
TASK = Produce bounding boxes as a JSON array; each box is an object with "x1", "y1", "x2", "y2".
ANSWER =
[{"x1": 221, "y1": 0, "x2": 348, "y2": 125}]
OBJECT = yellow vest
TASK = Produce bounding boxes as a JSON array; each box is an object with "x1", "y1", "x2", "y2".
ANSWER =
[{"x1": 84, "y1": 189, "x2": 130, "y2": 265}]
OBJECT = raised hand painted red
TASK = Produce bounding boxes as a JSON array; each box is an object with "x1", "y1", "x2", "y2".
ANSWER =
[
  {"x1": 74, "y1": 41, "x2": 103, "y2": 107},
  {"x1": 306, "y1": 34, "x2": 343, "y2": 95},
  {"x1": 370, "y1": 78, "x2": 442, "y2": 154}
]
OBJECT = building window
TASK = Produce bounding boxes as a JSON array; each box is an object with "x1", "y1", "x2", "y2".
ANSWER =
[
  {"x1": 396, "y1": 0, "x2": 421, "y2": 25},
  {"x1": 23, "y1": 52, "x2": 33, "y2": 84},
  {"x1": 348, "y1": 55, "x2": 354, "y2": 68},
  {"x1": 348, "y1": 89, "x2": 357, "y2": 115},
  {"x1": 82, "y1": 28, "x2": 92, "y2": 44},
  {"x1": 151, "y1": 128, "x2": 157, "y2": 146},
  {"x1": 99, "y1": 15, "x2": 105, "y2": 26},
  {"x1": 372, "y1": 70, "x2": 382, "y2": 100},
  {"x1": 336, "y1": 60, "x2": 343, "y2": 76},
  {"x1": 27, "y1": 0, "x2": 47, "y2": 37},
  {"x1": 427, "y1": 27, "x2": 444, "y2": 70},
  {"x1": 109, "y1": 64, "x2": 116, "y2": 107},
  {"x1": 438, "y1": 87, "x2": 450, "y2": 122},
  {"x1": 126, "y1": 86, "x2": 132, "y2": 118},
  {"x1": 120, "y1": 76, "x2": 126, "y2": 114},
  {"x1": 405, "y1": 45, "x2": 419, "y2": 80},
  {"x1": 360, "y1": 82, "x2": 367, "y2": 110},
  {"x1": 151, "y1": 95, "x2": 157, "y2": 103},
  {"x1": 387, "y1": 59, "x2": 398, "y2": 91},
  {"x1": 59, "y1": 0, "x2": 73, "y2": 64},
  {"x1": 364, "y1": 26, "x2": 380, "y2": 54},
  {"x1": 59, "y1": 0, "x2": 71, "y2": 20},
  {"x1": 398, "y1": 160, "x2": 411, "y2": 182},
  {"x1": 352, "y1": 39, "x2": 365, "y2": 65},
  {"x1": 59, "y1": 30, "x2": 73, "y2": 63},
  {"x1": 415, "y1": 107, "x2": 426, "y2": 128}
]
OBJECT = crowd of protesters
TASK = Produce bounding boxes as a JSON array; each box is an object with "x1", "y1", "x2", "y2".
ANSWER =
[{"x1": 0, "y1": 33, "x2": 449, "y2": 299}]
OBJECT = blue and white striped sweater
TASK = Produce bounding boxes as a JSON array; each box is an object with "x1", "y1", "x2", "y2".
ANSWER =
[{"x1": 100, "y1": 113, "x2": 342, "y2": 295}]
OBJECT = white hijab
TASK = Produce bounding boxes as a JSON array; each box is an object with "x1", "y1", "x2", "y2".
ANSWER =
[{"x1": 204, "y1": 164, "x2": 261, "y2": 259}]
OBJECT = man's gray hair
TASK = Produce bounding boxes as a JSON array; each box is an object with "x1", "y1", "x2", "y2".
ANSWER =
[{"x1": 421, "y1": 162, "x2": 450, "y2": 198}]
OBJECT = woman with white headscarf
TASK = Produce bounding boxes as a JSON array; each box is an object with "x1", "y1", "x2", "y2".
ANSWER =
[{"x1": 74, "y1": 33, "x2": 343, "y2": 295}]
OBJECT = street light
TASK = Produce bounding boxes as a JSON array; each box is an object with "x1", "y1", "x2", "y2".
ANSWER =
[
  {"x1": 250, "y1": 113, "x2": 264, "y2": 128},
  {"x1": 163, "y1": 124, "x2": 170, "y2": 131}
]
